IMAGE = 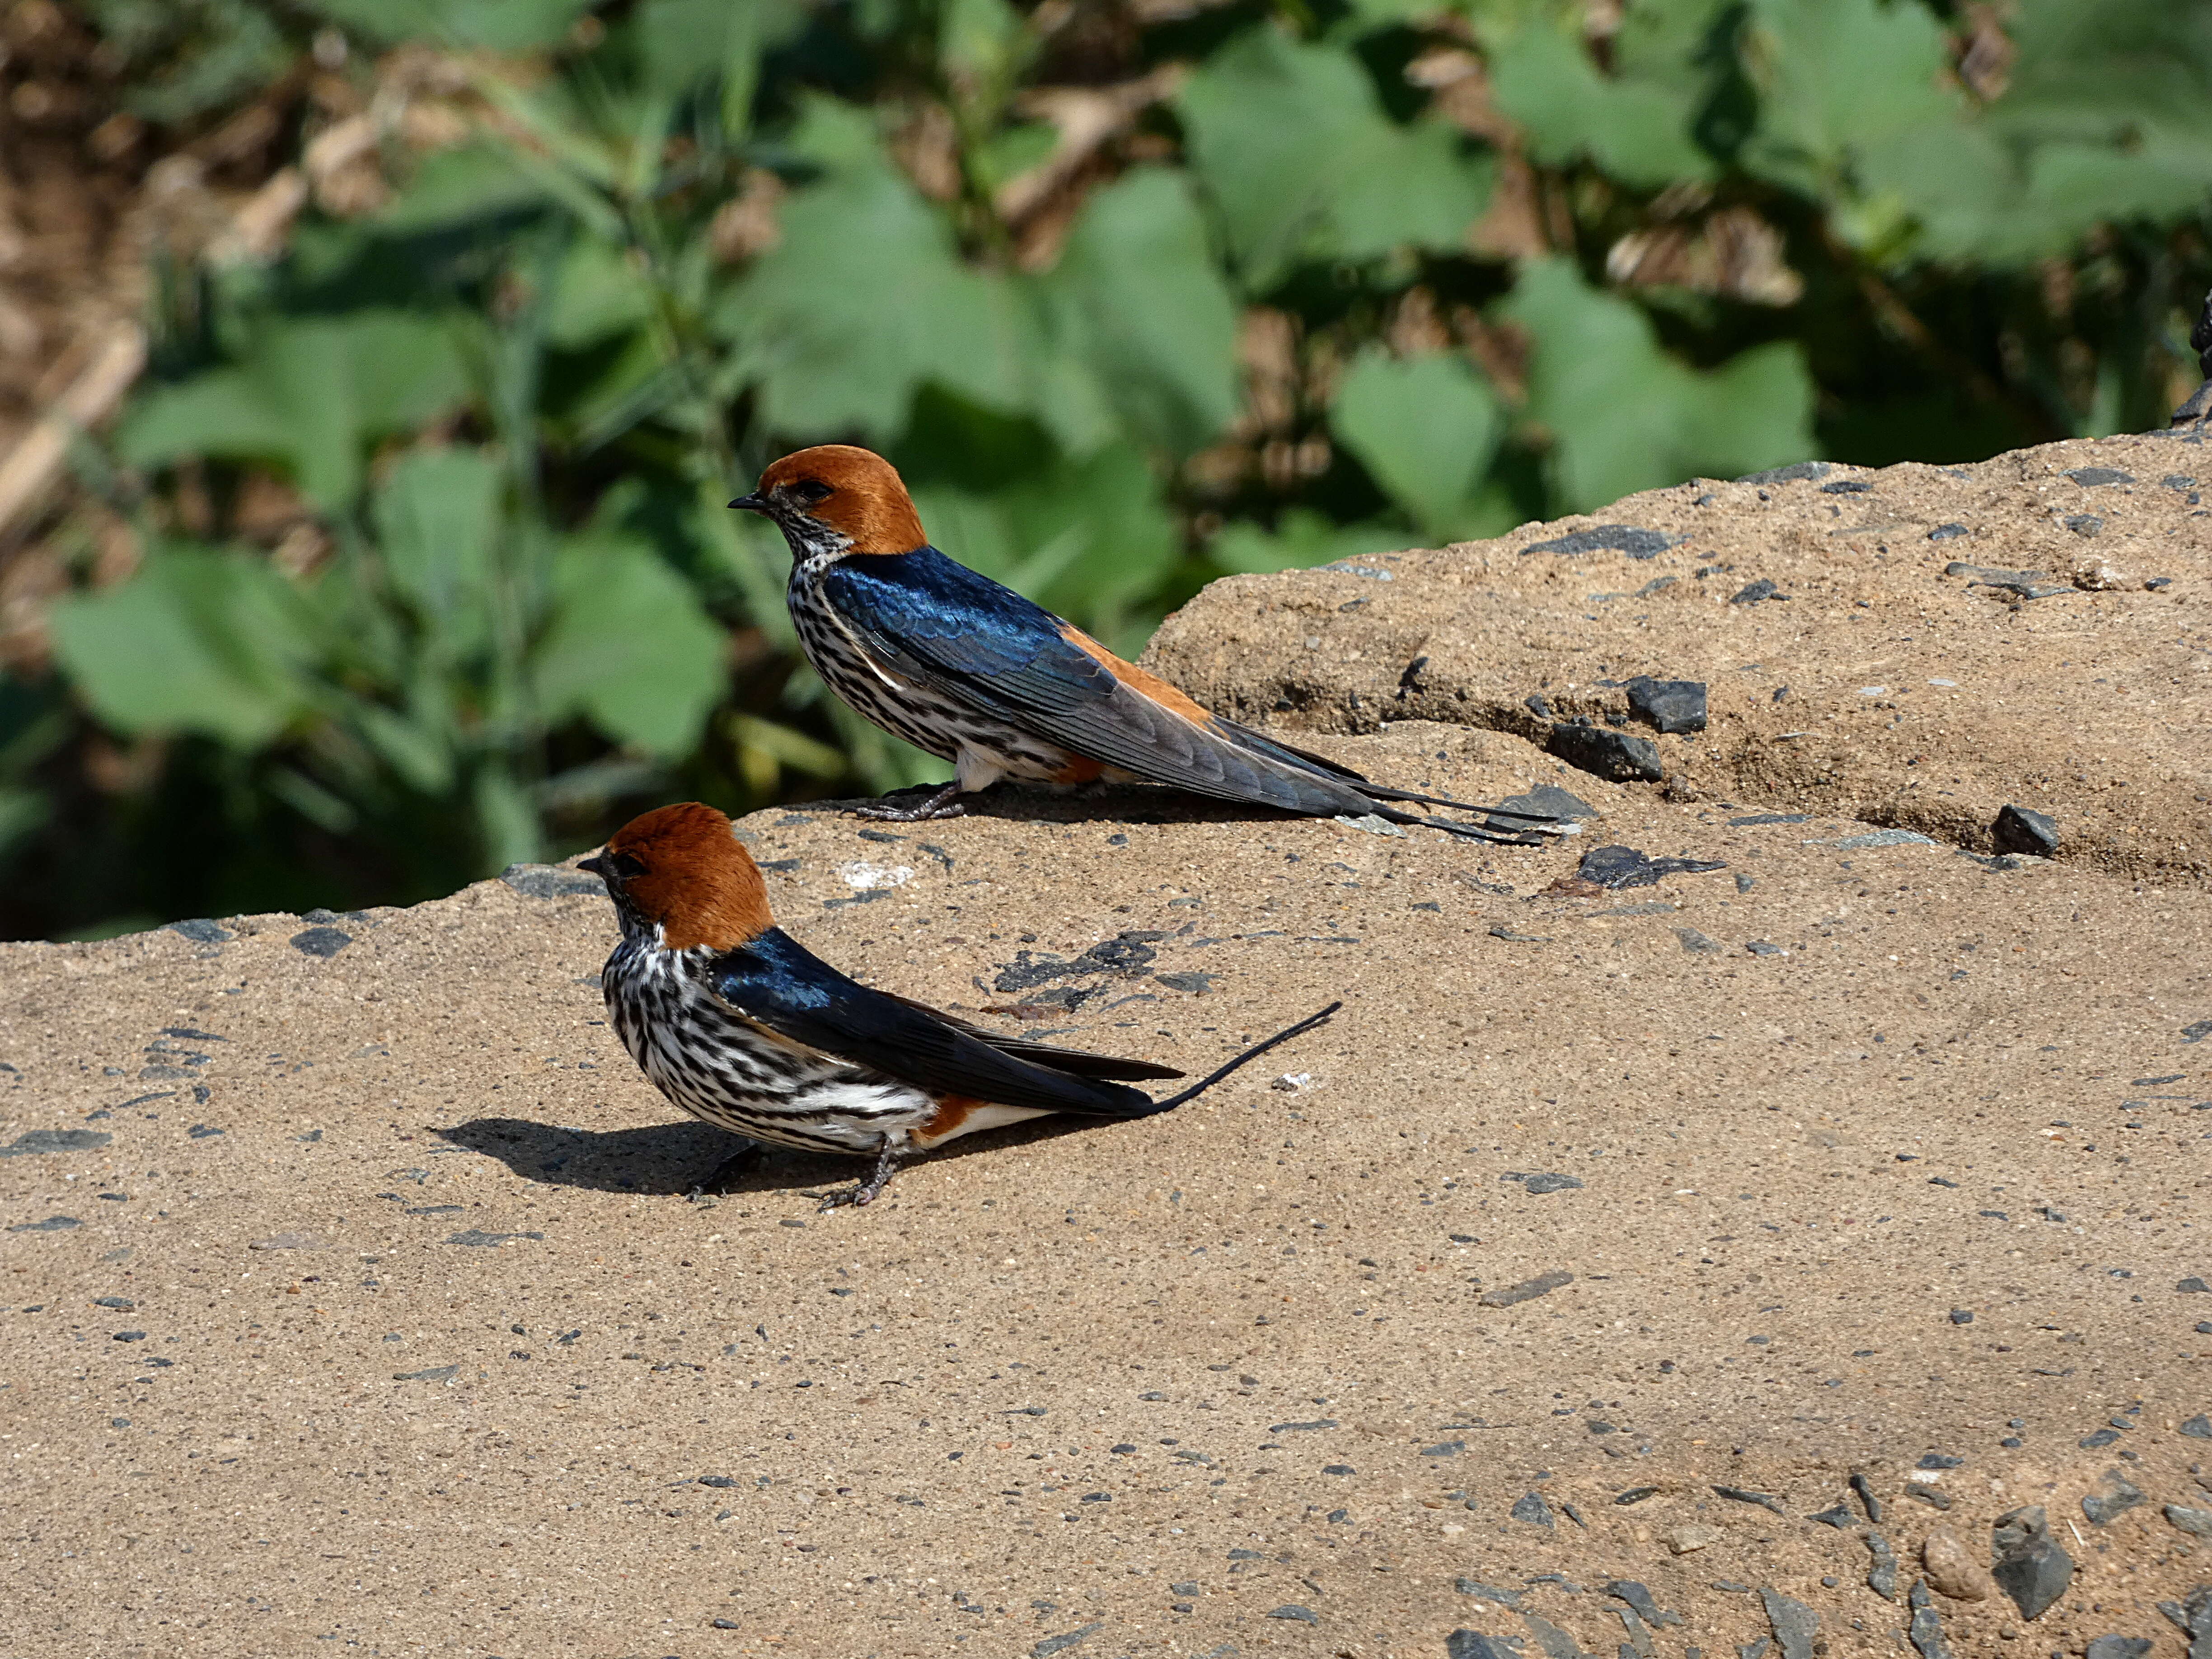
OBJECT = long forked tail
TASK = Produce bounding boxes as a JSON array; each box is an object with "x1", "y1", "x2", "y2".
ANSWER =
[
  {"x1": 1209, "y1": 716, "x2": 1569, "y2": 827},
  {"x1": 1157, "y1": 1002, "x2": 1341, "y2": 1109}
]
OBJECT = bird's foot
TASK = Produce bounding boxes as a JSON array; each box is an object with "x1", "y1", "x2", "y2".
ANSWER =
[
  {"x1": 851, "y1": 783, "x2": 968, "y2": 823},
  {"x1": 686, "y1": 1139, "x2": 765, "y2": 1202},
  {"x1": 817, "y1": 1147, "x2": 905, "y2": 1211}
]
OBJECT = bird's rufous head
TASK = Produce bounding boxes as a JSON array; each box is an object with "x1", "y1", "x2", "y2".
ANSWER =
[
  {"x1": 728, "y1": 444, "x2": 927, "y2": 558},
  {"x1": 580, "y1": 802, "x2": 773, "y2": 951}
]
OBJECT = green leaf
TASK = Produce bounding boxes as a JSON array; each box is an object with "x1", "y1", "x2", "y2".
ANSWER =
[
  {"x1": 939, "y1": 0, "x2": 1025, "y2": 84},
  {"x1": 1483, "y1": 16, "x2": 1716, "y2": 188},
  {"x1": 1738, "y1": 0, "x2": 1959, "y2": 197},
  {"x1": 1331, "y1": 350, "x2": 1504, "y2": 537},
  {"x1": 371, "y1": 448, "x2": 503, "y2": 654},
  {"x1": 531, "y1": 535, "x2": 724, "y2": 756},
  {"x1": 633, "y1": 0, "x2": 808, "y2": 131},
  {"x1": 719, "y1": 140, "x2": 1033, "y2": 440},
  {"x1": 120, "y1": 312, "x2": 473, "y2": 509},
  {"x1": 1038, "y1": 169, "x2": 1240, "y2": 456},
  {"x1": 303, "y1": 0, "x2": 594, "y2": 52},
  {"x1": 374, "y1": 144, "x2": 553, "y2": 236},
  {"x1": 1178, "y1": 28, "x2": 1491, "y2": 286},
  {"x1": 47, "y1": 546, "x2": 319, "y2": 747},
  {"x1": 543, "y1": 236, "x2": 656, "y2": 349},
  {"x1": 1502, "y1": 258, "x2": 1813, "y2": 510}
]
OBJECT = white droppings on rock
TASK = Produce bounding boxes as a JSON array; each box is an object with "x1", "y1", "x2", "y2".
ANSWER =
[{"x1": 837, "y1": 861, "x2": 914, "y2": 890}]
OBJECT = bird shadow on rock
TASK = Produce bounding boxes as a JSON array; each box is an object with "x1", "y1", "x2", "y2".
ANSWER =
[{"x1": 436, "y1": 1113, "x2": 1101, "y2": 1202}]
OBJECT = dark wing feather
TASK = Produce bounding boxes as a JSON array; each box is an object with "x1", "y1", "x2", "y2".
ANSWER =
[
  {"x1": 820, "y1": 552, "x2": 1373, "y2": 814},
  {"x1": 706, "y1": 929, "x2": 1169, "y2": 1118},
  {"x1": 877, "y1": 990, "x2": 1184, "y2": 1082}
]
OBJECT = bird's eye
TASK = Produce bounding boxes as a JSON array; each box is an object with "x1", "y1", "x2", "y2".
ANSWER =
[
  {"x1": 790, "y1": 478, "x2": 834, "y2": 506},
  {"x1": 609, "y1": 852, "x2": 647, "y2": 879}
]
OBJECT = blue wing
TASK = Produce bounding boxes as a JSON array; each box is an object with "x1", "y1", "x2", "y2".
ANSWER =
[
  {"x1": 820, "y1": 550, "x2": 1371, "y2": 811},
  {"x1": 705, "y1": 928, "x2": 1172, "y2": 1119}
]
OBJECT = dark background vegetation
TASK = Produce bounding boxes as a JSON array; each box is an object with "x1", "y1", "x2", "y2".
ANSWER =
[{"x1": 0, "y1": 0, "x2": 2205, "y2": 939}]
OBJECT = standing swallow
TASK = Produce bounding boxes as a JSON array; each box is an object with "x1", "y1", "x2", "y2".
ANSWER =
[
  {"x1": 581, "y1": 801, "x2": 1338, "y2": 1208},
  {"x1": 731, "y1": 445, "x2": 1561, "y2": 841}
]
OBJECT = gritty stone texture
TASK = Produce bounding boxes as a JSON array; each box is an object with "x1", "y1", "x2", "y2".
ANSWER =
[
  {"x1": 0, "y1": 431, "x2": 2207, "y2": 1655},
  {"x1": 1993, "y1": 1505, "x2": 2076, "y2": 1622},
  {"x1": 1144, "y1": 431, "x2": 2210, "y2": 882},
  {"x1": 1919, "y1": 1527, "x2": 1993, "y2": 1601}
]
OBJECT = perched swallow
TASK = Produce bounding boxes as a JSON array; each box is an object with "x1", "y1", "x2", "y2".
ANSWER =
[
  {"x1": 731, "y1": 445, "x2": 1560, "y2": 841},
  {"x1": 581, "y1": 801, "x2": 1337, "y2": 1208}
]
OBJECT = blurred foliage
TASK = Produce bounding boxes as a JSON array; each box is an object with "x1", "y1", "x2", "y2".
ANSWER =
[{"x1": 5, "y1": 0, "x2": 2209, "y2": 937}]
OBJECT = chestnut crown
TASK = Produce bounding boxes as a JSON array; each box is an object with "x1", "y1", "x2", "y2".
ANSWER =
[
  {"x1": 582, "y1": 802, "x2": 773, "y2": 950},
  {"x1": 732, "y1": 444, "x2": 927, "y2": 555}
]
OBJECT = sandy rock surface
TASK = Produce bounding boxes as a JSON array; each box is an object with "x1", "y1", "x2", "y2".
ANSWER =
[
  {"x1": 3, "y1": 435, "x2": 2211, "y2": 1659},
  {"x1": 1147, "y1": 431, "x2": 2211, "y2": 886}
]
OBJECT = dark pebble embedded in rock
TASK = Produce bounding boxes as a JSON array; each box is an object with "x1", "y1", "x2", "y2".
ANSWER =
[
  {"x1": 1624, "y1": 677, "x2": 1707, "y2": 734},
  {"x1": 1510, "y1": 1490, "x2": 1556, "y2": 1528},
  {"x1": 2162, "y1": 1585, "x2": 2212, "y2": 1652},
  {"x1": 1446, "y1": 1633, "x2": 1521, "y2": 1659},
  {"x1": 2082, "y1": 1468, "x2": 2146, "y2": 1525},
  {"x1": 1928, "y1": 523, "x2": 1969, "y2": 540},
  {"x1": 1808, "y1": 1503, "x2": 1856, "y2": 1529},
  {"x1": 1519, "y1": 1173, "x2": 1584, "y2": 1195},
  {"x1": 8, "y1": 1215, "x2": 80, "y2": 1231},
  {"x1": 1737, "y1": 461, "x2": 1830, "y2": 485},
  {"x1": 1495, "y1": 783, "x2": 1599, "y2": 821},
  {"x1": 2066, "y1": 467, "x2": 2134, "y2": 487},
  {"x1": 1481, "y1": 1271, "x2": 1573, "y2": 1308},
  {"x1": 2080, "y1": 1429, "x2": 2123, "y2": 1449},
  {"x1": 1818, "y1": 479, "x2": 1873, "y2": 494},
  {"x1": 0, "y1": 1128, "x2": 112, "y2": 1158},
  {"x1": 1866, "y1": 1533, "x2": 1901, "y2": 1600},
  {"x1": 1675, "y1": 927, "x2": 1723, "y2": 954},
  {"x1": 1547, "y1": 724, "x2": 1664, "y2": 783},
  {"x1": 1945, "y1": 561, "x2": 2074, "y2": 601},
  {"x1": 168, "y1": 919, "x2": 233, "y2": 944},
  {"x1": 1031, "y1": 1622, "x2": 1103, "y2": 1657},
  {"x1": 445, "y1": 1229, "x2": 544, "y2": 1247},
  {"x1": 1919, "y1": 1453, "x2": 1965, "y2": 1470},
  {"x1": 1730, "y1": 578, "x2": 1786, "y2": 605},
  {"x1": 393, "y1": 1364, "x2": 459, "y2": 1382},
  {"x1": 1759, "y1": 1588, "x2": 1819, "y2": 1659},
  {"x1": 1154, "y1": 972, "x2": 1215, "y2": 994},
  {"x1": 2180, "y1": 1415, "x2": 2212, "y2": 1439},
  {"x1": 2178, "y1": 1277, "x2": 2209, "y2": 1293},
  {"x1": 290, "y1": 926, "x2": 353, "y2": 958},
  {"x1": 1521, "y1": 1610, "x2": 1589, "y2": 1658},
  {"x1": 1606, "y1": 1582, "x2": 1681, "y2": 1628},
  {"x1": 1992, "y1": 805, "x2": 2059, "y2": 856},
  {"x1": 1267, "y1": 1605, "x2": 1317, "y2": 1624},
  {"x1": 1522, "y1": 524, "x2": 1681, "y2": 559},
  {"x1": 1456, "y1": 1579, "x2": 1524, "y2": 1608},
  {"x1": 1908, "y1": 1580, "x2": 1952, "y2": 1659},
  {"x1": 1574, "y1": 845, "x2": 1726, "y2": 889},
  {"x1": 2084, "y1": 1640, "x2": 2151, "y2": 1659},
  {"x1": 1715, "y1": 1486, "x2": 1789, "y2": 1516},
  {"x1": 2064, "y1": 513, "x2": 2104, "y2": 536},
  {"x1": 500, "y1": 863, "x2": 606, "y2": 900},
  {"x1": 1992, "y1": 1505, "x2": 2073, "y2": 1621}
]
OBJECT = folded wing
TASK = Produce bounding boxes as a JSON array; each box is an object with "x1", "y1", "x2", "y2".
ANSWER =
[{"x1": 706, "y1": 929, "x2": 1172, "y2": 1119}]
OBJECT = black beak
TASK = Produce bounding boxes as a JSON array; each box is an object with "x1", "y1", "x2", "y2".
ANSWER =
[
  {"x1": 728, "y1": 492, "x2": 767, "y2": 512},
  {"x1": 578, "y1": 854, "x2": 607, "y2": 878}
]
